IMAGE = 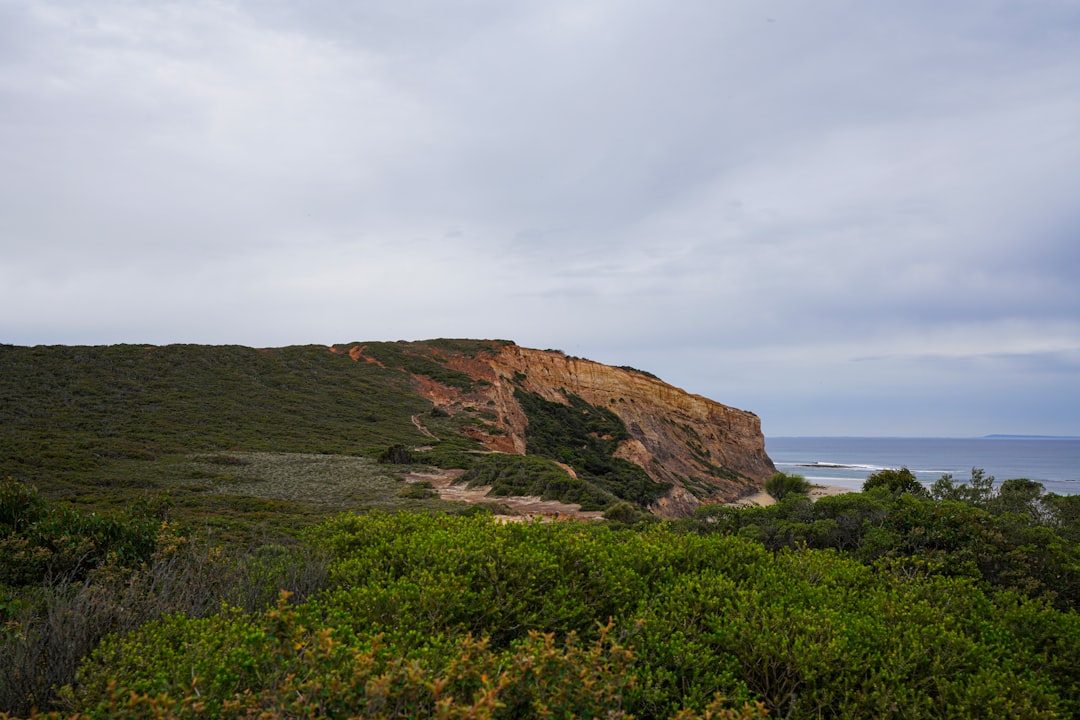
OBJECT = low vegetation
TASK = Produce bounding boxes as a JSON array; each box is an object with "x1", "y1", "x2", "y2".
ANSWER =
[
  {"x1": 354, "y1": 341, "x2": 484, "y2": 391},
  {"x1": 1, "y1": 465, "x2": 1078, "y2": 718},
  {"x1": 689, "y1": 467, "x2": 1080, "y2": 613},
  {"x1": 458, "y1": 453, "x2": 616, "y2": 510},
  {"x1": 0, "y1": 344, "x2": 447, "y2": 508}
]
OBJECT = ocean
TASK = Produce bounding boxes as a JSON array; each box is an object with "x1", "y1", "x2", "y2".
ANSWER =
[{"x1": 765, "y1": 436, "x2": 1080, "y2": 496}]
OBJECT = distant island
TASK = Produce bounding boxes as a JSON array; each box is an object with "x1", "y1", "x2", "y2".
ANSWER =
[{"x1": 982, "y1": 434, "x2": 1080, "y2": 439}]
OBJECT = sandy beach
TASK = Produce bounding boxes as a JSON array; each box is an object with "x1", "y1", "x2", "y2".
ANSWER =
[{"x1": 727, "y1": 483, "x2": 853, "y2": 507}]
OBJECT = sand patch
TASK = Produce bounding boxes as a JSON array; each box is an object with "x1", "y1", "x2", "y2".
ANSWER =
[
  {"x1": 725, "y1": 484, "x2": 853, "y2": 507},
  {"x1": 402, "y1": 468, "x2": 604, "y2": 521}
]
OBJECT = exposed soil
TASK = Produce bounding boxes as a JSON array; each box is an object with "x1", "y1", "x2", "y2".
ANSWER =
[
  {"x1": 401, "y1": 468, "x2": 605, "y2": 522},
  {"x1": 725, "y1": 484, "x2": 853, "y2": 507}
]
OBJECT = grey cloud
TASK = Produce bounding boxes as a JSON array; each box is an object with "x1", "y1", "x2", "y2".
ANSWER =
[{"x1": 3, "y1": 0, "x2": 1080, "y2": 434}]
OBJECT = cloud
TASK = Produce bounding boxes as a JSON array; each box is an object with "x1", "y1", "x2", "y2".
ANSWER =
[{"x1": 2, "y1": 0, "x2": 1079, "y2": 434}]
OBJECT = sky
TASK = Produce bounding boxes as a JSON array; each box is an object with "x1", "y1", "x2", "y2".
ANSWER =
[{"x1": 2, "y1": 1, "x2": 1080, "y2": 437}]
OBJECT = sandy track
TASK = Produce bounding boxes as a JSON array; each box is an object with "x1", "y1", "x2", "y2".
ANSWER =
[
  {"x1": 726, "y1": 484, "x2": 853, "y2": 507},
  {"x1": 401, "y1": 468, "x2": 605, "y2": 521}
]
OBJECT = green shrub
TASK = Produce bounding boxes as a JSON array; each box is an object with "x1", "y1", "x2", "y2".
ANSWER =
[
  {"x1": 603, "y1": 501, "x2": 652, "y2": 526},
  {"x1": 460, "y1": 453, "x2": 615, "y2": 510},
  {"x1": 764, "y1": 472, "x2": 810, "y2": 501},
  {"x1": 0, "y1": 478, "x2": 47, "y2": 533},
  {"x1": 57, "y1": 513, "x2": 1079, "y2": 719},
  {"x1": 397, "y1": 482, "x2": 436, "y2": 499},
  {"x1": 0, "y1": 480, "x2": 159, "y2": 587},
  {"x1": 863, "y1": 467, "x2": 929, "y2": 498},
  {"x1": 0, "y1": 482, "x2": 331, "y2": 715},
  {"x1": 514, "y1": 390, "x2": 671, "y2": 507},
  {"x1": 360, "y1": 341, "x2": 478, "y2": 391},
  {"x1": 378, "y1": 444, "x2": 415, "y2": 465}
]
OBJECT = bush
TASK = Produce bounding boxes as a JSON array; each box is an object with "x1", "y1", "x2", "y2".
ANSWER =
[
  {"x1": 0, "y1": 481, "x2": 331, "y2": 715},
  {"x1": 397, "y1": 482, "x2": 436, "y2": 499},
  {"x1": 460, "y1": 453, "x2": 616, "y2": 510},
  {"x1": 863, "y1": 467, "x2": 929, "y2": 498},
  {"x1": 603, "y1": 501, "x2": 657, "y2": 526},
  {"x1": 603, "y1": 501, "x2": 646, "y2": 525},
  {"x1": 378, "y1": 444, "x2": 415, "y2": 465},
  {"x1": 0, "y1": 480, "x2": 159, "y2": 587},
  {"x1": 0, "y1": 478, "x2": 46, "y2": 533},
  {"x1": 764, "y1": 472, "x2": 810, "y2": 501},
  {"x1": 55, "y1": 513, "x2": 1080, "y2": 719}
]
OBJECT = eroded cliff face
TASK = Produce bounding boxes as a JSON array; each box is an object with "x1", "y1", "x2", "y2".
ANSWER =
[{"x1": 349, "y1": 342, "x2": 775, "y2": 517}]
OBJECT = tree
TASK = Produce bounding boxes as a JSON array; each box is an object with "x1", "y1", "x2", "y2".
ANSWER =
[
  {"x1": 960, "y1": 467, "x2": 996, "y2": 508},
  {"x1": 991, "y1": 478, "x2": 1046, "y2": 521},
  {"x1": 929, "y1": 468, "x2": 998, "y2": 508},
  {"x1": 930, "y1": 473, "x2": 962, "y2": 502},
  {"x1": 862, "y1": 467, "x2": 928, "y2": 498},
  {"x1": 765, "y1": 472, "x2": 811, "y2": 501},
  {"x1": 1045, "y1": 493, "x2": 1080, "y2": 544}
]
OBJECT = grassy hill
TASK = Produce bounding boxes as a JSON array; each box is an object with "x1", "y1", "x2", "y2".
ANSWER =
[
  {"x1": 1, "y1": 343, "x2": 451, "y2": 461},
  {"x1": 0, "y1": 343, "x2": 498, "y2": 529}
]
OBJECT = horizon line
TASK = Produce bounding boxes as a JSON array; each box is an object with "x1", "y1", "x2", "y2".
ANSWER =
[{"x1": 766, "y1": 434, "x2": 1080, "y2": 440}]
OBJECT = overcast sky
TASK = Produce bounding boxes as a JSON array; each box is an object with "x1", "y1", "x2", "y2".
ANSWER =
[{"x1": 3, "y1": 1, "x2": 1079, "y2": 437}]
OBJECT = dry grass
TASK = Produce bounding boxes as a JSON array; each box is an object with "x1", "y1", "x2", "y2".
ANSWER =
[{"x1": 174, "y1": 452, "x2": 470, "y2": 514}]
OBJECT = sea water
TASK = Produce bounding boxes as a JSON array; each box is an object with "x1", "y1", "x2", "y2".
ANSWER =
[{"x1": 765, "y1": 437, "x2": 1080, "y2": 496}]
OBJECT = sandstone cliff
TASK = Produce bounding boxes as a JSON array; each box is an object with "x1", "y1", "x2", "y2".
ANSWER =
[{"x1": 350, "y1": 341, "x2": 775, "y2": 518}]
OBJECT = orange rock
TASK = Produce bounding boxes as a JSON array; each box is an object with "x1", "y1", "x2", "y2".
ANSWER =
[{"x1": 396, "y1": 343, "x2": 776, "y2": 518}]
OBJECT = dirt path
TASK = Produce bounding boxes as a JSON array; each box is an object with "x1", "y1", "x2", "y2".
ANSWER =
[
  {"x1": 725, "y1": 484, "x2": 853, "y2": 507},
  {"x1": 411, "y1": 414, "x2": 439, "y2": 440},
  {"x1": 401, "y1": 467, "x2": 604, "y2": 522}
]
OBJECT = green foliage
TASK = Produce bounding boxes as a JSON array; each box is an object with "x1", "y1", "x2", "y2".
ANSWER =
[
  {"x1": 460, "y1": 454, "x2": 615, "y2": 510},
  {"x1": 862, "y1": 467, "x2": 929, "y2": 498},
  {"x1": 417, "y1": 337, "x2": 516, "y2": 357},
  {"x1": 53, "y1": 513, "x2": 1079, "y2": 719},
  {"x1": 0, "y1": 482, "x2": 330, "y2": 715},
  {"x1": 0, "y1": 478, "x2": 46, "y2": 533},
  {"x1": 616, "y1": 365, "x2": 661, "y2": 380},
  {"x1": 397, "y1": 481, "x2": 437, "y2": 500},
  {"x1": 358, "y1": 341, "x2": 480, "y2": 391},
  {"x1": 379, "y1": 444, "x2": 416, "y2": 465},
  {"x1": 603, "y1": 501, "x2": 656, "y2": 526},
  {"x1": 71, "y1": 594, "x2": 645, "y2": 720},
  {"x1": 0, "y1": 344, "x2": 463, "y2": 507},
  {"x1": 0, "y1": 479, "x2": 159, "y2": 587},
  {"x1": 0, "y1": 341, "x2": 519, "y2": 533},
  {"x1": 991, "y1": 477, "x2": 1049, "y2": 520},
  {"x1": 764, "y1": 472, "x2": 811, "y2": 501},
  {"x1": 929, "y1": 468, "x2": 997, "y2": 507},
  {"x1": 1044, "y1": 492, "x2": 1080, "y2": 543},
  {"x1": 514, "y1": 390, "x2": 671, "y2": 508},
  {"x1": 683, "y1": 473, "x2": 1080, "y2": 613}
]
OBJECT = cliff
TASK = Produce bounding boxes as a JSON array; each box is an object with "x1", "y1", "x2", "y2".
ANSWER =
[{"x1": 351, "y1": 340, "x2": 775, "y2": 517}]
